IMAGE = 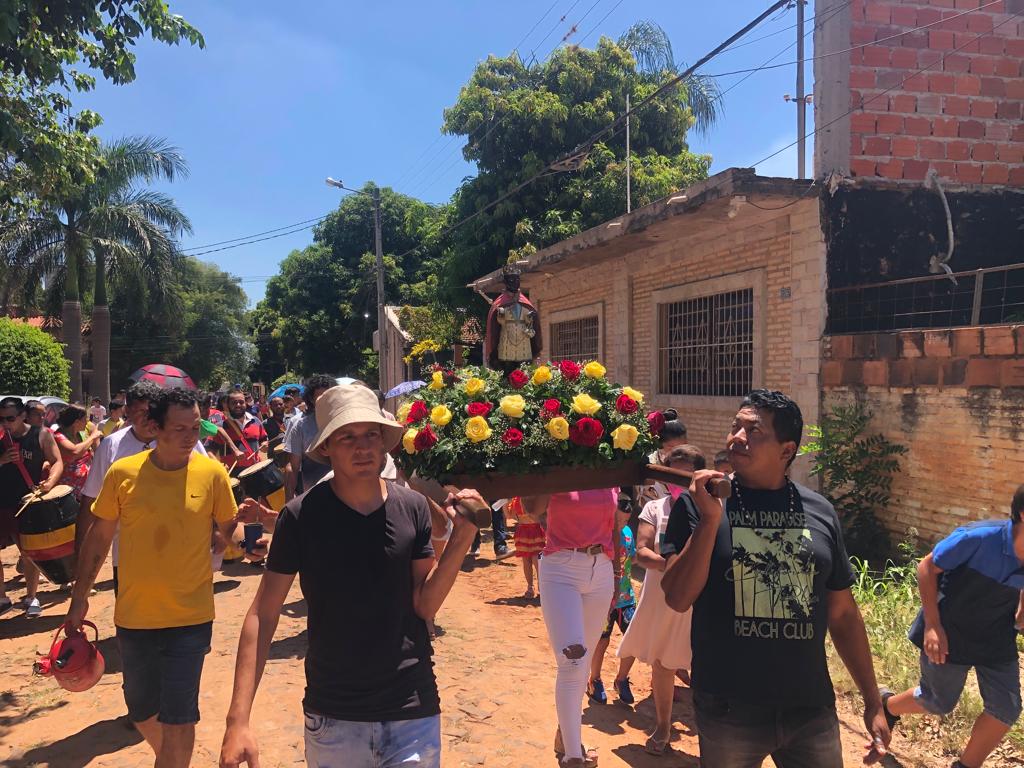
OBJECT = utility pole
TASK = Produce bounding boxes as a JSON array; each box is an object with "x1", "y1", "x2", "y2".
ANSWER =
[
  {"x1": 625, "y1": 93, "x2": 632, "y2": 213},
  {"x1": 796, "y1": 0, "x2": 806, "y2": 179},
  {"x1": 373, "y1": 186, "x2": 387, "y2": 392}
]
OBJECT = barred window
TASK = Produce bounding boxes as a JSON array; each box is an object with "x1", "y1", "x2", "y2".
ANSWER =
[
  {"x1": 550, "y1": 316, "x2": 599, "y2": 363},
  {"x1": 658, "y1": 288, "x2": 754, "y2": 397}
]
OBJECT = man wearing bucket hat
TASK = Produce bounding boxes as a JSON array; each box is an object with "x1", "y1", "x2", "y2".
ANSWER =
[{"x1": 220, "y1": 384, "x2": 485, "y2": 768}]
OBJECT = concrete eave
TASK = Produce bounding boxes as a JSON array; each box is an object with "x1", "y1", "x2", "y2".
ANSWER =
[{"x1": 468, "y1": 167, "x2": 815, "y2": 292}]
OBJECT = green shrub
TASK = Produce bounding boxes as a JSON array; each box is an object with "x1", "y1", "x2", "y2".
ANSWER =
[
  {"x1": 801, "y1": 404, "x2": 908, "y2": 560},
  {"x1": 0, "y1": 318, "x2": 71, "y2": 399},
  {"x1": 829, "y1": 539, "x2": 1024, "y2": 759},
  {"x1": 271, "y1": 371, "x2": 301, "y2": 390}
]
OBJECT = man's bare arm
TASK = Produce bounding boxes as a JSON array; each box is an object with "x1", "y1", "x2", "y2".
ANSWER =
[
  {"x1": 66, "y1": 517, "x2": 117, "y2": 630},
  {"x1": 661, "y1": 470, "x2": 725, "y2": 613}
]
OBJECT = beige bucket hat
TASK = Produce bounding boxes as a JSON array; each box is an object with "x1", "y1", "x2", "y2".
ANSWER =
[{"x1": 307, "y1": 384, "x2": 405, "y2": 462}]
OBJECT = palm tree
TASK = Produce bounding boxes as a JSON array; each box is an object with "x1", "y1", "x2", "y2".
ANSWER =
[
  {"x1": 618, "y1": 20, "x2": 722, "y2": 136},
  {"x1": 3, "y1": 137, "x2": 191, "y2": 401}
]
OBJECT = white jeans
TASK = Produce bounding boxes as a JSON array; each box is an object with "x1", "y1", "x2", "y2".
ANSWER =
[{"x1": 538, "y1": 550, "x2": 614, "y2": 760}]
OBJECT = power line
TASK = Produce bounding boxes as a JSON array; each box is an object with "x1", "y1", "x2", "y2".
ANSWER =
[
  {"x1": 531, "y1": 0, "x2": 582, "y2": 61},
  {"x1": 576, "y1": 0, "x2": 625, "y2": 45},
  {"x1": 511, "y1": 0, "x2": 560, "y2": 57},
  {"x1": 181, "y1": 214, "x2": 330, "y2": 253}
]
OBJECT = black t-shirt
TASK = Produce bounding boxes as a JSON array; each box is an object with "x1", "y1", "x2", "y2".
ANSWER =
[
  {"x1": 263, "y1": 416, "x2": 285, "y2": 442},
  {"x1": 664, "y1": 480, "x2": 855, "y2": 708},
  {"x1": 266, "y1": 480, "x2": 440, "y2": 721},
  {"x1": 0, "y1": 425, "x2": 44, "y2": 507}
]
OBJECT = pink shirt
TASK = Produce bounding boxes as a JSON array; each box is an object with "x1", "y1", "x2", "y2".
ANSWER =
[{"x1": 542, "y1": 488, "x2": 617, "y2": 560}]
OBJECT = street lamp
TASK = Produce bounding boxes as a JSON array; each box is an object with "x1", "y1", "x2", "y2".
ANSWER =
[{"x1": 325, "y1": 177, "x2": 387, "y2": 391}]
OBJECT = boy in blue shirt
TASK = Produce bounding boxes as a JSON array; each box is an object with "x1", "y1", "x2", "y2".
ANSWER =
[
  {"x1": 881, "y1": 486, "x2": 1024, "y2": 768},
  {"x1": 587, "y1": 504, "x2": 637, "y2": 706}
]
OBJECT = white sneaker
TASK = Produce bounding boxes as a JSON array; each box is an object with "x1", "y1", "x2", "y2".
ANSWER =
[{"x1": 24, "y1": 597, "x2": 41, "y2": 618}]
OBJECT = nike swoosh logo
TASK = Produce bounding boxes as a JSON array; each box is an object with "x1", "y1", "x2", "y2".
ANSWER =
[{"x1": 190, "y1": 494, "x2": 201, "y2": 498}]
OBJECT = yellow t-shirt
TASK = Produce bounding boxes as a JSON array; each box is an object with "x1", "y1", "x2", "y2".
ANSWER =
[
  {"x1": 92, "y1": 450, "x2": 237, "y2": 629},
  {"x1": 99, "y1": 417, "x2": 124, "y2": 436}
]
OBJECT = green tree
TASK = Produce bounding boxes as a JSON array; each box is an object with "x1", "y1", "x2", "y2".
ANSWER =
[
  {"x1": 3, "y1": 136, "x2": 191, "y2": 401},
  {"x1": 254, "y1": 185, "x2": 449, "y2": 383},
  {"x1": 104, "y1": 255, "x2": 253, "y2": 392},
  {"x1": 0, "y1": 1, "x2": 203, "y2": 214},
  {"x1": 439, "y1": 29, "x2": 714, "y2": 305},
  {"x1": 0, "y1": 318, "x2": 71, "y2": 398}
]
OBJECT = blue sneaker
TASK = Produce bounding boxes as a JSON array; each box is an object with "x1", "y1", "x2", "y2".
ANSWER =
[
  {"x1": 587, "y1": 678, "x2": 607, "y2": 704},
  {"x1": 615, "y1": 677, "x2": 635, "y2": 705}
]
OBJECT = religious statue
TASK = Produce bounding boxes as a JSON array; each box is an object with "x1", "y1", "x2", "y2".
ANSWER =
[{"x1": 483, "y1": 266, "x2": 542, "y2": 373}]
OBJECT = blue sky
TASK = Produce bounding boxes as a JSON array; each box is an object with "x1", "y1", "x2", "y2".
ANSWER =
[{"x1": 80, "y1": 1, "x2": 816, "y2": 306}]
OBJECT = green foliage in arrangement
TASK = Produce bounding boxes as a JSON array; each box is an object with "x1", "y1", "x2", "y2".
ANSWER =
[{"x1": 0, "y1": 318, "x2": 71, "y2": 398}]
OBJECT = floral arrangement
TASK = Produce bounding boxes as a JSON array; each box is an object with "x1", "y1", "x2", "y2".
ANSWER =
[{"x1": 394, "y1": 360, "x2": 666, "y2": 482}]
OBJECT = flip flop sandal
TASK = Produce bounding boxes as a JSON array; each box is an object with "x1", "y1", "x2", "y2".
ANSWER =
[
  {"x1": 554, "y1": 729, "x2": 598, "y2": 765},
  {"x1": 644, "y1": 735, "x2": 670, "y2": 756}
]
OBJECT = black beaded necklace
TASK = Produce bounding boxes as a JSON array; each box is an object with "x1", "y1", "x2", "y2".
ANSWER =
[{"x1": 731, "y1": 476, "x2": 796, "y2": 517}]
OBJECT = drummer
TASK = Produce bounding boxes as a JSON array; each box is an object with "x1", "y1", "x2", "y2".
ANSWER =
[
  {"x1": 213, "y1": 391, "x2": 267, "y2": 472},
  {"x1": 0, "y1": 397, "x2": 63, "y2": 618},
  {"x1": 262, "y1": 396, "x2": 287, "y2": 442}
]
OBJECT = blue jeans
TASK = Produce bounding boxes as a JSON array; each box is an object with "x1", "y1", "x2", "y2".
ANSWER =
[
  {"x1": 472, "y1": 507, "x2": 507, "y2": 552},
  {"x1": 915, "y1": 651, "x2": 1022, "y2": 726},
  {"x1": 694, "y1": 691, "x2": 842, "y2": 768},
  {"x1": 303, "y1": 712, "x2": 440, "y2": 768}
]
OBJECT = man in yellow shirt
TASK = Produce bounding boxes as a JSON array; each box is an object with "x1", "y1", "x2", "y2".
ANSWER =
[
  {"x1": 97, "y1": 400, "x2": 126, "y2": 436},
  {"x1": 67, "y1": 388, "x2": 239, "y2": 768}
]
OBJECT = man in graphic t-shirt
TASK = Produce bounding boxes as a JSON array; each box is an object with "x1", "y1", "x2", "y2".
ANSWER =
[
  {"x1": 662, "y1": 389, "x2": 891, "y2": 767},
  {"x1": 219, "y1": 384, "x2": 482, "y2": 768}
]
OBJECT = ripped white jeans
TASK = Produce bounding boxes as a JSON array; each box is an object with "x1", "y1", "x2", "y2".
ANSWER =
[{"x1": 538, "y1": 549, "x2": 614, "y2": 760}]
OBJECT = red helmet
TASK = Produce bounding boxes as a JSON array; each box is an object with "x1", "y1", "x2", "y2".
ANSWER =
[{"x1": 33, "y1": 620, "x2": 105, "y2": 692}]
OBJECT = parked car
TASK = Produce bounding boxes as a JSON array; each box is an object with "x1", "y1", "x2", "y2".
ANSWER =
[{"x1": 0, "y1": 395, "x2": 69, "y2": 426}]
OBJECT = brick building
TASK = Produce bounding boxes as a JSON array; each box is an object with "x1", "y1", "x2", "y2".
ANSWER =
[
  {"x1": 816, "y1": 0, "x2": 1024, "y2": 540},
  {"x1": 471, "y1": 169, "x2": 825, "y2": 483}
]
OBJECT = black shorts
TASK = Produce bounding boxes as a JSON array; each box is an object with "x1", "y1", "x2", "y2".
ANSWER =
[
  {"x1": 117, "y1": 621, "x2": 212, "y2": 725},
  {"x1": 601, "y1": 604, "x2": 636, "y2": 640}
]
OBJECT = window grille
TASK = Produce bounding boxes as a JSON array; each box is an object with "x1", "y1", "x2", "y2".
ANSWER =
[
  {"x1": 658, "y1": 288, "x2": 754, "y2": 397},
  {"x1": 550, "y1": 316, "x2": 599, "y2": 362}
]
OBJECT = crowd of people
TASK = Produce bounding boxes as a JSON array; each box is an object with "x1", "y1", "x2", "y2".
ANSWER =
[{"x1": 2, "y1": 376, "x2": 1022, "y2": 768}]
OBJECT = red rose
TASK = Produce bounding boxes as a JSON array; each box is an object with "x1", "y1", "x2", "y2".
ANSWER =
[
  {"x1": 559, "y1": 360, "x2": 581, "y2": 381},
  {"x1": 407, "y1": 400, "x2": 429, "y2": 424},
  {"x1": 508, "y1": 369, "x2": 529, "y2": 389},
  {"x1": 615, "y1": 394, "x2": 639, "y2": 415},
  {"x1": 647, "y1": 410, "x2": 666, "y2": 436},
  {"x1": 466, "y1": 401, "x2": 493, "y2": 417},
  {"x1": 502, "y1": 427, "x2": 525, "y2": 447},
  {"x1": 413, "y1": 425, "x2": 438, "y2": 451},
  {"x1": 541, "y1": 398, "x2": 562, "y2": 416},
  {"x1": 569, "y1": 417, "x2": 604, "y2": 447}
]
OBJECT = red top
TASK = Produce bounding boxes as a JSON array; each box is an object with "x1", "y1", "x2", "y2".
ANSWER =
[
  {"x1": 542, "y1": 488, "x2": 616, "y2": 561},
  {"x1": 213, "y1": 413, "x2": 267, "y2": 469}
]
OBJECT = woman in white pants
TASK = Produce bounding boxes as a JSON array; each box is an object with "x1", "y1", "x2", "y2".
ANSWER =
[{"x1": 532, "y1": 489, "x2": 618, "y2": 767}]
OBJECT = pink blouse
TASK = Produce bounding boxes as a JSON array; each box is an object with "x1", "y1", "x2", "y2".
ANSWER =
[{"x1": 542, "y1": 488, "x2": 617, "y2": 560}]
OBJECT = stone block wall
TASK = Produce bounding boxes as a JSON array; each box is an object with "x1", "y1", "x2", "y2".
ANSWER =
[
  {"x1": 822, "y1": 325, "x2": 1024, "y2": 541},
  {"x1": 529, "y1": 198, "x2": 826, "y2": 483}
]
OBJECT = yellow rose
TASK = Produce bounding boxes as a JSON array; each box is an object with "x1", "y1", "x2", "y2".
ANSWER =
[
  {"x1": 583, "y1": 361, "x2": 607, "y2": 379},
  {"x1": 545, "y1": 416, "x2": 570, "y2": 441},
  {"x1": 464, "y1": 377, "x2": 486, "y2": 396},
  {"x1": 402, "y1": 428, "x2": 418, "y2": 454},
  {"x1": 611, "y1": 424, "x2": 639, "y2": 451},
  {"x1": 396, "y1": 403, "x2": 412, "y2": 424},
  {"x1": 621, "y1": 386, "x2": 644, "y2": 403},
  {"x1": 464, "y1": 415, "x2": 493, "y2": 443},
  {"x1": 428, "y1": 371, "x2": 444, "y2": 390},
  {"x1": 499, "y1": 394, "x2": 526, "y2": 418},
  {"x1": 571, "y1": 393, "x2": 601, "y2": 416},
  {"x1": 531, "y1": 365, "x2": 552, "y2": 385},
  {"x1": 430, "y1": 405, "x2": 452, "y2": 426}
]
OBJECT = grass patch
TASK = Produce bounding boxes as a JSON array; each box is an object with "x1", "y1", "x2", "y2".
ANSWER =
[{"x1": 828, "y1": 549, "x2": 1024, "y2": 760}]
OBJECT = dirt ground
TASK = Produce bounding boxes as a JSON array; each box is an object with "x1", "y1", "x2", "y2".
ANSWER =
[{"x1": 0, "y1": 537, "x2": 969, "y2": 768}]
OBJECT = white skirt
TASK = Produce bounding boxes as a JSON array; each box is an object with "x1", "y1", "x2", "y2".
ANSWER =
[{"x1": 616, "y1": 568, "x2": 692, "y2": 671}]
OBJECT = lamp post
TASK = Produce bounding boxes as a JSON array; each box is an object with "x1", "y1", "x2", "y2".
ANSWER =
[{"x1": 325, "y1": 178, "x2": 387, "y2": 391}]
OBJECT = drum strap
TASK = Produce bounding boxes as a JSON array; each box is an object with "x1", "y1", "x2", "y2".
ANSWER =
[{"x1": 224, "y1": 416, "x2": 247, "y2": 446}]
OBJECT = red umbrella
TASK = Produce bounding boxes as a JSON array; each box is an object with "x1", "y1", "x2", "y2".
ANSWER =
[{"x1": 129, "y1": 364, "x2": 197, "y2": 390}]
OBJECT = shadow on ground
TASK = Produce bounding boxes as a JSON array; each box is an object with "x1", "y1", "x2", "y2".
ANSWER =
[
  {"x1": 269, "y1": 628, "x2": 308, "y2": 660},
  {"x1": 4, "y1": 717, "x2": 142, "y2": 767}
]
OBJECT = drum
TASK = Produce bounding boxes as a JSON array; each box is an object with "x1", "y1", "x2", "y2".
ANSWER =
[
  {"x1": 238, "y1": 459, "x2": 286, "y2": 511},
  {"x1": 17, "y1": 485, "x2": 79, "y2": 584},
  {"x1": 271, "y1": 443, "x2": 289, "y2": 469},
  {"x1": 230, "y1": 478, "x2": 244, "y2": 506}
]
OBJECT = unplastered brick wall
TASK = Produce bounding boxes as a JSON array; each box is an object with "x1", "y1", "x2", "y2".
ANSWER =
[
  {"x1": 528, "y1": 198, "x2": 826, "y2": 483},
  {"x1": 822, "y1": 325, "x2": 1024, "y2": 540},
  {"x1": 816, "y1": 0, "x2": 1024, "y2": 184}
]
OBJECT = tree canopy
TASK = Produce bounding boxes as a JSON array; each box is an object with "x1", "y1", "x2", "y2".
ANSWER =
[
  {"x1": 438, "y1": 33, "x2": 714, "y2": 305},
  {"x1": 0, "y1": 317, "x2": 71, "y2": 398},
  {"x1": 0, "y1": 1, "x2": 203, "y2": 213}
]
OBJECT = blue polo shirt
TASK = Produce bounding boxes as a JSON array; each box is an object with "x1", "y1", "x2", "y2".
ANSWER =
[{"x1": 909, "y1": 520, "x2": 1024, "y2": 665}]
